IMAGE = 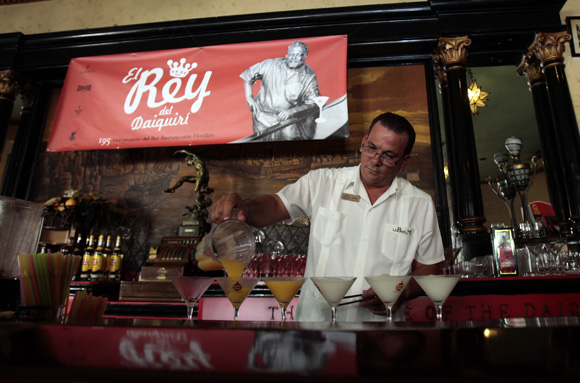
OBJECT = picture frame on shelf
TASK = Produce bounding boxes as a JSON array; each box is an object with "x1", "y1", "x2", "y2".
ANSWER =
[
  {"x1": 491, "y1": 226, "x2": 518, "y2": 277},
  {"x1": 566, "y1": 17, "x2": 580, "y2": 57}
]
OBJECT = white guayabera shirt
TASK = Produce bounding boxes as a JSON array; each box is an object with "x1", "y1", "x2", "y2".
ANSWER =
[{"x1": 276, "y1": 165, "x2": 444, "y2": 322}]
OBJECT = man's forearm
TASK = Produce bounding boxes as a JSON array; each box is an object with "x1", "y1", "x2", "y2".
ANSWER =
[{"x1": 244, "y1": 194, "x2": 290, "y2": 228}]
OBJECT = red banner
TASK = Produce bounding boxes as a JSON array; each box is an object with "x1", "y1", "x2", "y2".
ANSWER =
[{"x1": 48, "y1": 35, "x2": 349, "y2": 152}]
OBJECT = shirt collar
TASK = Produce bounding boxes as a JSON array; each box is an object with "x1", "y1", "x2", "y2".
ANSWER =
[{"x1": 346, "y1": 165, "x2": 400, "y2": 203}]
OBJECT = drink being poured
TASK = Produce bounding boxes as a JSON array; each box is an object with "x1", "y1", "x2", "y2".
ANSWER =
[{"x1": 195, "y1": 210, "x2": 255, "y2": 277}]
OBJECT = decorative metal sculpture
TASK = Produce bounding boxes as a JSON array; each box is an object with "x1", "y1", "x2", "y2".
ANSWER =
[
  {"x1": 489, "y1": 136, "x2": 538, "y2": 237},
  {"x1": 165, "y1": 150, "x2": 214, "y2": 236}
]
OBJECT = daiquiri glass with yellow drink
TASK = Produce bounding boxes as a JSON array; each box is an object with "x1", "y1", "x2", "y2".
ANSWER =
[
  {"x1": 262, "y1": 277, "x2": 306, "y2": 322},
  {"x1": 216, "y1": 277, "x2": 260, "y2": 321}
]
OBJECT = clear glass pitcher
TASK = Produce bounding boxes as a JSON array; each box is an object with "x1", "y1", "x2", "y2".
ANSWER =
[
  {"x1": 196, "y1": 213, "x2": 255, "y2": 277},
  {"x1": 0, "y1": 196, "x2": 44, "y2": 279}
]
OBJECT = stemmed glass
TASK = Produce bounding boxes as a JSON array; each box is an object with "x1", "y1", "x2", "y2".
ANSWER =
[
  {"x1": 313, "y1": 96, "x2": 329, "y2": 123},
  {"x1": 413, "y1": 275, "x2": 460, "y2": 321},
  {"x1": 442, "y1": 247, "x2": 462, "y2": 274},
  {"x1": 216, "y1": 277, "x2": 260, "y2": 321},
  {"x1": 365, "y1": 275, "x2": 411, "y2": 321},
  {"x1": 171, "y1": 276, "x2": 214, "y2": 320},
  {"x1": 262, "y1": 277, "x2": 306, "y2": 322},
  {"x1": 311, "y1": 276, "x2": 356, "y2": 323}
]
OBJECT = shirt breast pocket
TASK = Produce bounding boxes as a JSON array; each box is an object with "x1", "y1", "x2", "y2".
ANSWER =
[
  {"x1": 312, "y1": 207, "x2": 345, "y2": 247},
  {"x1": 381, "y1": 223, "x2": 414, "y2": 262}
]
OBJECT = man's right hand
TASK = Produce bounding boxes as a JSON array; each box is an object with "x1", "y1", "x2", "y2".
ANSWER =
[
  {"x1": 247, "y1": 98, "x2": 262, "y2": 115},
  {"x1": 210, "y1": 193, "x2": 248, "y2": 223}
]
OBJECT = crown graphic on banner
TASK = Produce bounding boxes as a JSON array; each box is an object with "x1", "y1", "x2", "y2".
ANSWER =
[{"x1": 167, "y1": 58, "x2": 196, "y2": 78}]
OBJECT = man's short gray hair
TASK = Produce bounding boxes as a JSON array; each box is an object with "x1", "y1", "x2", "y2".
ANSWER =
[{"x1": 288, "y1": 41, "x2": 309, "y2": 55}]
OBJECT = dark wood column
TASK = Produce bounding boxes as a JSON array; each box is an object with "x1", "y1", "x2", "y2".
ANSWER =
[
  {"x1": 0, "y1": 70, "x2": 20, "y2": 161},
  {"x1": 516, "y1": 54, "x2": 571, "y2": 235},
  {"x1": 529, "y1": 31, "x2": 580, "y2": 237},
  {"x1": 433, "y1": 61, "x2": 457, "y2": 226},
  {"x1": 1, "y1": 82, "x2": 39, "y2": 198},
  {"x1": 434, "y1": 36, "x2": 492, "y2": 260},
  {"x1": 426, "y1": 63, "x2": 452, "y2": 249}
]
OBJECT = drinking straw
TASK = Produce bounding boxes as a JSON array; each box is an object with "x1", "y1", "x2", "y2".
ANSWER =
[
  {"x1": 17, "y1": 255, "x2": 36, "y2": 306},
  {"x1": 62, "y1": 256, "x2": 81, "y2": 306},
  {"x1": 33, "y1": 253, "x2": 50, "y2": 305},
  {"x1": 19, "y1": 254, "x2": 42, "y2": 306},
  {"x1": 17, "y1": 253, "x2": 81, "y2": 307},
  {"x1": 68, "y1": 290, "x2": 108, "y2": 323}
]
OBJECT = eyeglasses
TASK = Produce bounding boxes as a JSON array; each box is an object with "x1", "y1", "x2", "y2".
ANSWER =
[{"x1": 361, "y1": 143, "x2": 402, "y2": 167}]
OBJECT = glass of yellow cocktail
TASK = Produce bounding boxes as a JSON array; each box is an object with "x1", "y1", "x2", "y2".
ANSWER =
[
  {"x1": 216, "y1": 277, "x2": 260, "y2": 321},
  {"x1": 262, "y1": 277, "x2": 306, "y2": 322}
]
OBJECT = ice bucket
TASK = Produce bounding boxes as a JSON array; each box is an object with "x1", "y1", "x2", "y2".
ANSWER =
[{"x1": 0, "y1": 196, "x2": 44, "y2": 279}]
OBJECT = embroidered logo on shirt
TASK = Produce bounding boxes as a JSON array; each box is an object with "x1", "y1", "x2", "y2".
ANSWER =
[
  {"x1": 341, "y1": 193, "x2": 360, "y2": 202},
  {"x1": 393, "y1": 227, "x2": 412, "y2": 236}
]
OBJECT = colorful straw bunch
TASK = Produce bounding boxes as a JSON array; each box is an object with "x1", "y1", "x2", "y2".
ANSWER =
[
  {"x1": 68, "y1": 290, "x2": 108, "y2": 323},
  {"x1": 17, "y1": 252, "x2": 81, "y2": 307}
]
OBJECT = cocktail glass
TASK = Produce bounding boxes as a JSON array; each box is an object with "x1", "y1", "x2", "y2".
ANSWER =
[
  {"x1": 262, "y1": 277, "x2": 306, "y2": 322},
  {"x1": 311, "y1": 276, "x2": 356, "y2": 323},
  {"x1": 313, "y1": 96, "x2": 329, "y2": 123},
  {"x1": 364, "y1": 275, "x2": 411, "y2": 321},
  {"x1": 216, "y1": 277, "x2": 260, "y2": 321},
  {"x1": 171, "y1": 276, "x2": 214, "y2": 320},
  {"x1": 413, "y1": 275, "x2": 460, "y2": 321}
]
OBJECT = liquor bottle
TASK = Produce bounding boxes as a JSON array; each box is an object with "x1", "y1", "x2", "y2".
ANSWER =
[
  {"x1": 71, "y1": 233, "x2": 85, "y2": 281},
  {"x1": 103, "y1": 235, "x2": 113, "y2": 279},
  {"x1": 80, "y1": 234, "x2": 95, "y2": 281},
  {"x1": 59, "y1": 234, "x2": 74, "y2": 256},
  {"x1": 107, "y1": 235, "x2": 123, "y2": 281},
  {"x1": 90, "y1": 234, "x2": 105, "y2": 281}
]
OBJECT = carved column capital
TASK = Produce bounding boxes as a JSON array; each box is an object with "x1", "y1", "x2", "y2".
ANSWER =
[
  {"x1": 0, "y1": 70, "x2": 21, "y2": 102},
  {"x1": 433, "y1": 60, "x2": 447, "y2": 88},
  {"x1": 434, "y1": 36, "x2": 471, "y2": 70},
  {"x1": 516, "y1": 54, "x2": 544, "y2": 89},
  {"x1": 529, "y1": 31, "x2": 572, "y2": 70}
]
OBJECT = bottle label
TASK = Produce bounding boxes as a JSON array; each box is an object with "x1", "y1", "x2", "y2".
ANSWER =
[
  {"x1": 108, "y1": 255, "x2": 120, "y2": 272},
  {"x1": 92, "y1": 255, "x2": 103, "y2": 272},
  {"x1": 81, "y1": 255, "x2": 92, "y2": 272}
]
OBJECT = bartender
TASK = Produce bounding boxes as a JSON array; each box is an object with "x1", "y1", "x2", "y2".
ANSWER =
[{"x1": 211, "y1": 112, "x2": 444, "y2": 321}]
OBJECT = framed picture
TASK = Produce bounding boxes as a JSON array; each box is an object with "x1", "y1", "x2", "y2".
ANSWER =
[
  {"x1": 566, "y1": 17, "x2": 580, "y2": 56},
  {"x1": 491, "y1": 226, "x2": 518, "y2": 277}
]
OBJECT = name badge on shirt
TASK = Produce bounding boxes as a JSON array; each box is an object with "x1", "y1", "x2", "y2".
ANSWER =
[{"x1": 341, "y1": 193, "x2": 360, "y2": 202}]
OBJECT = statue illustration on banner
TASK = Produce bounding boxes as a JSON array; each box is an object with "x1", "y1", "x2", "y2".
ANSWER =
[{"x1": 239, "y1": 40, "x2": 343, "y2": 142}]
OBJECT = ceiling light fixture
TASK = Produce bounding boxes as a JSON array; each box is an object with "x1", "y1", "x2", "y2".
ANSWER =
[{"x1": 467, "y1": 68, "x2": 490, "y2": 115}]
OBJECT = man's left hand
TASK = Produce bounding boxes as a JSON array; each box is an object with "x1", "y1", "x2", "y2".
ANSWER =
[{"x1": 359, "y1": 288, "x2": 387, "y2": 316}]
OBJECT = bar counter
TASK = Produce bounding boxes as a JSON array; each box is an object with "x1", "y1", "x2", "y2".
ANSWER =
[{"x1": 1, "y1": 316, "x2": 579, "y2": 382}]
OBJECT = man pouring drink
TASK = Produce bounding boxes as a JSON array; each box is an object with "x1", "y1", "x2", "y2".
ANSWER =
[{"x1": 210, "y1": 112, "x2": 445, "y2": 321}]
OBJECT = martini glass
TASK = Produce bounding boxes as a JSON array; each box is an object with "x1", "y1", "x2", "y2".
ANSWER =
[
  {"x1": 413, "y1": 275, "x2": 460, "y2": 321},
  {"x1": 311, "y1": 276, "x2": 356, "y2": 323},
  {"x1": 171, "y1": 276, "x2": 214, "y2": 320},
  {"x1": 262, "y1": 277, "x2": 306, "y2": 322},
  {"x1": 365, "y1": 275, "x2": 411, "y2": 321},
  {"x1": 216, "y1": 277, "x2": 260, "y2": 321},
  {"x1": 313, "y1": 96, "x2": 329, "y2": 123}
]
